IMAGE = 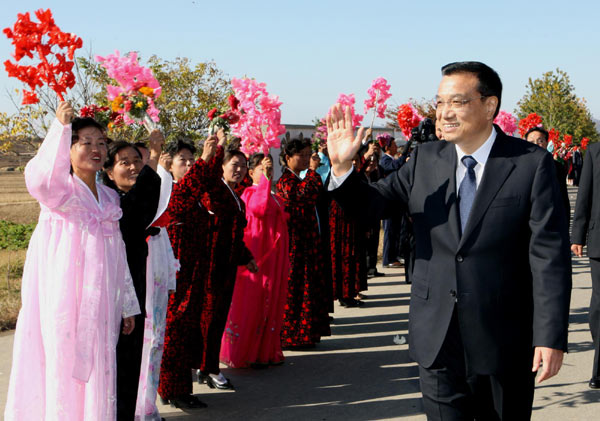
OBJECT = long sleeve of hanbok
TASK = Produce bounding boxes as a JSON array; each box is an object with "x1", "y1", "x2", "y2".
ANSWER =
[
  {"x1": 245, "y1": 175, "x2": 272, "y2": 218},
  {"x1": 122, "y1": 266, "x2": 141, "y2": 318},
  {"x1": 24, "y1": 118, "x2": 72, "y2": 208},
  {"x1": 169, "y1": 157, "x2": 213, "y2": 216}
]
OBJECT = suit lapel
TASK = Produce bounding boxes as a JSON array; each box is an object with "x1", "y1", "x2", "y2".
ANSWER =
[
  {"x1": 458, "y1": 134, "x2": 515, "y2": 248},
  {"x1": 435, "y1": 143, "x2": 461, "y2": 244}
]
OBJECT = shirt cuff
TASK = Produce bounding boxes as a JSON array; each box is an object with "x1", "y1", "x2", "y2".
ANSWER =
[{"x1": 327, "y1": 166, "x2": 354, "y2": 191}]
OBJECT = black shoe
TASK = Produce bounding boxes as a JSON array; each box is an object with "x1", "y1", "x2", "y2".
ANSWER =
[
  {"x1": 338, "y1": 299, "x2": 348, "y2": 307},
  {"x1": 372, "y1": 270, "x2": 385, "y2": 277},
  {"x1": 196, "y1": 369, "x2": 208, "y2": 385},
  {"x1": 344, "y1": 298, "x2": 364, "y2": 308},
  {"x1": 169, "y1": 394, "x2": 207, "y2": 409},
  {"x1": 206, "y1": 375, "x2": 235, "y2": 390},
  {"x1": 590, "y1": 377, "x2": 600, "y2": 389}
]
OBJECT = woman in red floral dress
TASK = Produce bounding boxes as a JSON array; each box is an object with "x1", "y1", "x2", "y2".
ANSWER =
[
  {"x1": 158, "y1": 136, "x2": 222, "y2": 409},
  {"x1": 276, "y1": 138, "x2": 331, "y2": 348},
  {"x1": 329, "y1": 152, "x2": 370, "y2": 307},
  {"x1": 197, "y1": 148, "x2": 258, "y2": 390}
]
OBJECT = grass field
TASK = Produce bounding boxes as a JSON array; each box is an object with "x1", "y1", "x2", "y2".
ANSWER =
[
  {"x1": 0, "y1": 171, "x2": 34, "y2": 330},
  {"x1": 0, "y1": 172, "x2": 39, "y2": 225},
  {"x1": 0, "y1": 249, "x2": 25, "y2": 331}
]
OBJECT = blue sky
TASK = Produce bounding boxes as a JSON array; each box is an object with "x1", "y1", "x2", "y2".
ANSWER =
[{"x1": 1, "y1": 0, "x2": 598, "y2": 126}]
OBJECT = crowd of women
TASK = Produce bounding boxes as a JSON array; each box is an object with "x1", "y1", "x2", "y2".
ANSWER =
[{"x1": 3, "y1": 100, "x2": 403, "y2": 420}]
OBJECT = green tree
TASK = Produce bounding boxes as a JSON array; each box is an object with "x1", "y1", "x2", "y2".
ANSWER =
[{"x1": 516, "y1": 69, "x2": 599, "y2": 142}]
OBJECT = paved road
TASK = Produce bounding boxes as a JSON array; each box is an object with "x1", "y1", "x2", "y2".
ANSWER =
[{"x1": 1, "y1": 188, "x2": 599, "y2": 420}]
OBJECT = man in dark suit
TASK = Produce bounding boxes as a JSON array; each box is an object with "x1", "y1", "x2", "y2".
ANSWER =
[
  {"x1": 524, "y1": 127, "x2": 571, "y2": 226},
  {"x1": 326, "y1": 61, "x2": 571, "y2": 419},
  {"x1": 571, "y1": 142, "x2": 600, "y2": 389}
]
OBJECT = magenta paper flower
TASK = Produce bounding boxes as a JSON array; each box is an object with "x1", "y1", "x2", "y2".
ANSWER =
[
  {"x1": 493, "y1": 110, "x2": 517, "y2": 136},
  {"x1": 230, "y1": 77, "x2": 286, "y2": 155},
  {"x1": 95, "y1": 50, "x2": 162, "y2": 124},
  {"x1": 364, "y1": 77, "x2": 392, "y2": 118},
  {"x1": 332, "y1": 93, "x2": 364, "y2": 129}
]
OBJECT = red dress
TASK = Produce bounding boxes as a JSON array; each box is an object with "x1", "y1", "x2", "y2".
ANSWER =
[
  {"x1": 276, "y1": 169, "x2": 331, "y2": 347},
  {"x1": 198, "y1": 154, "x2": 253, "y2": 375},
  {"x1": 220, "y1": 175, "x2": 290, "y2": 367},
  {"x1": 329, "y1": 199, "x2": 368, "y2": 301},
  {"x1": 158, "y1": 150, "x2": 221, "y2": 400}
]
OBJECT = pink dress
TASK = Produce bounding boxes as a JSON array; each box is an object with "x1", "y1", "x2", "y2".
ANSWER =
[
  {"x1": 220, "y1": 175, "x2": 290, "y2": 367},
  {"x1": 4, "y1": 119, "x2": 140, "y2": 420}
]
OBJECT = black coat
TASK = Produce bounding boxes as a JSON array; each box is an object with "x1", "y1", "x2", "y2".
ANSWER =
[
  {"x1": 572, "y1": 143, "x2": 600, "y2": 257},
  {"x1": 117, "y1": 165, "x2": 161, "y2": 317},
  {"x1": 330, "y1": 130, "x2": 572, "y2": 374}
]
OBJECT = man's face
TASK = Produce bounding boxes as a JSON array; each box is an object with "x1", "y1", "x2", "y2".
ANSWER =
[
  {"x1": 436, "y1": 72, "x2": 496, "y2": 146},
  {"x1": 526, "y1": 131, "x2": 548, "y2": 149}
]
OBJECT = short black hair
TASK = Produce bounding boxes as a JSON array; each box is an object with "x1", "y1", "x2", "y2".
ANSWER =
[
  {"x1": 165, "y1": 139, "x2": 196, "y2": 157},
  {"x1": 133, "y1": 141, "x2": 148, "y2": 150},
  {"x1": 441, "y1": 61, "x2": 502, "y2": 118},
  {"x1": 248, "y1": 152, "x2": 273, "y2": 170},
  {"x1": 279, "y1": 137, "x2": 311, "y2": 167},
  {"x1": 71, "y1": 117, "x2": 105, "y2": 144},
  {"x1": 524, "y1": 126, "x2": 549, "y2": 142},
  {"x1": 223, "y1": 149, "x2": 247, "y2": 165},
  {"x1": 103, "y1": 140, "x2": 141, "y2": 169}
]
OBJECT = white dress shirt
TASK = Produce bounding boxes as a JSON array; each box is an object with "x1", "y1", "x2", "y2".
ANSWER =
[{"x1": 455, "y1": 127, "x2": 497, "y2": 190}]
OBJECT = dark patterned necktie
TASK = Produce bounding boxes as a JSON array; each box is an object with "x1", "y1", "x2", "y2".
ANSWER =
[{"x1": 458, "y1": 155, "x2": 478, "y2": 234}]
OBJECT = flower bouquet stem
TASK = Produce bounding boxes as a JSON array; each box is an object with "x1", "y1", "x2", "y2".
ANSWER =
[{"x1": 142, "y1": 112, "x2": 157, "y2": 133}]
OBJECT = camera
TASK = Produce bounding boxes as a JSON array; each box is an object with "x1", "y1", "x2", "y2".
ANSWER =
[{"x1": 410, "y1": 118, "x2": 439, "y2": 143}]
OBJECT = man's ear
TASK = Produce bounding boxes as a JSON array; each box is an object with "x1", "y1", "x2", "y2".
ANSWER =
[
  {"x1": 106, "y1": 168, "x2": 115, "y2": 181},
  {"x1": 487, "y1": 97, "x2": 499, "y2": 121}
]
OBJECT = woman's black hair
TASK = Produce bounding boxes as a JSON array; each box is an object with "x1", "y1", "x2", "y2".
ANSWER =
[
  {"x1": 279, "y1": 137, "x2": 311, "y2": 167},
  {"x1": 248, "y1": 152, "x2": 273, "y2": 170},
  {"x1": 71, "y1": 117, "x2": 105, "y2": 144},
  {"x1": 223, "y1": 149, "x2": 248, "y2": 165},
  {"x1": 133, "y1": 141, "x2": 148, "y2": 151},
  {"x1": 101, "y1": 141, "x2": 142, "y2": 189},
  {"x1": 165, "y1": 139, "x2": 196, "y2": 157}
]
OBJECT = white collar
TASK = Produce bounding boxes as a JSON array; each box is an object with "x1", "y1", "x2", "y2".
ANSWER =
[{"x1": 455, "y1": 127, "x2": 497, "y2": 166}]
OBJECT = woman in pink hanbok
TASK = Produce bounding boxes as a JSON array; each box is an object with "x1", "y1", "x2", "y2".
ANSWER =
[
  {"x1": 4, "y1": 102, "x2": 140, "y2": 421},
  {"x1": 220, "y1": 153, "x2": 290, "y2": 368}
]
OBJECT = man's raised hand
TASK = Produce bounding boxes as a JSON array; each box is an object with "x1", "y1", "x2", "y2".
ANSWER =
[{"x1": 326, "y1": 104, "x2": 365, "y2": 176}]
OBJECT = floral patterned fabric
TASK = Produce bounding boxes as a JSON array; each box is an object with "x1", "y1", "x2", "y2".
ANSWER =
[
  {"x1": 329, "y1": 199, "x2": 368, "y2": 300},
  {"x1": 158, "y1": 148, "x2": 222, "y2": 400},
  {"x1": 276, "y1": 169, "x2": 331, "y2": 347},
  {"x1": 198, "y1": 164, "x2": 253, "y2": 374}
]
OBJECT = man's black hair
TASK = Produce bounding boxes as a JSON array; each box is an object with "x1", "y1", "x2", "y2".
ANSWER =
[{"x1": 441, "y1": 61, "x2": 502, "y2": 118}]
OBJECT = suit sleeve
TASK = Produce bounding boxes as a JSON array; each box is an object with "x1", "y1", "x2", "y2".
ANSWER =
[
  {"x1": 330, "y1": 145, "x2": 416, "y2": 222},
  {"x1": 571, "y1": 148, "x2": 594, "y2": 245},
  {"x1": 529, "y1": 151, "x2": 572, "y2": 351},
  {"x1": 379, "y1": 154, "x2": 405, "y2": 175},
  {"x1": 556, "y1": 163, "x2": 571, "y2": 228}
]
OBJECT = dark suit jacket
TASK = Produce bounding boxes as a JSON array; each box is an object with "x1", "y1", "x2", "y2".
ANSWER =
[
  {"x1": 331, "y1": 130, "x2": 572, "y2": 374},
  {"x1": 572, "y1": 143, "x2": 600, "y2": 257},
  {"x1": 554, "y1": 160, "x2": 571, "y2": 227},
  {"x1": 379, "y1": 153, "x2": 405, "y2": 176}
]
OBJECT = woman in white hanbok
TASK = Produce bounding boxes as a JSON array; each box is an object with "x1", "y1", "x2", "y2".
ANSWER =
[{"x1": 4, "y1": 102, "x2": 140, "y2": 420}]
